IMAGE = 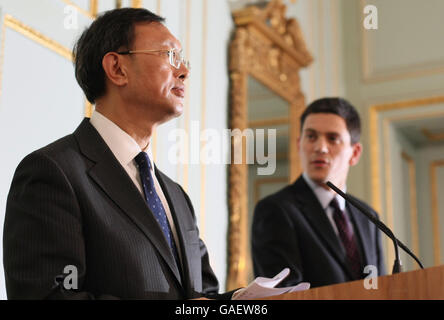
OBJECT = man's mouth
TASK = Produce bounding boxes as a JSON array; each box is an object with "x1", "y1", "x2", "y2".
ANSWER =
[
  {"x1": 171, "y1": 86, "x2": 185, "y2": 98},
  {"x1": 311, "y1": 159, "x2": 329, "y2": 167}
]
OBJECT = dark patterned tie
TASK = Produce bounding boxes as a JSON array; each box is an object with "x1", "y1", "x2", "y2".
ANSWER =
[
  {"x1": 330, "y1": 198, "x2": 362, "y2": 280},
  {"x1": 134, "y1": 152, "x2": 180, "y2": 265}
]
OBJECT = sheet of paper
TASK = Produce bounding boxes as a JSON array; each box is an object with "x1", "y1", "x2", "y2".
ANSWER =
[{"x1": 232, "y1": 268, "x2": 310, "y2": 300}]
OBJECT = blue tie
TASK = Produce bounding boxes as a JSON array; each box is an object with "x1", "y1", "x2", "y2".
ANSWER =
[{"x1": 134, "y1": 152, "x2": 179, "y2": 265}]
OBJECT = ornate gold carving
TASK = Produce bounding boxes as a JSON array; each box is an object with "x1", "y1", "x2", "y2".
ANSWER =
[
  {"x1": 227, "y1": 0, "x2": 312, "y2": 290},
  {"x1": 228, "y1": 70, "x2": 248, "y2": 290}
]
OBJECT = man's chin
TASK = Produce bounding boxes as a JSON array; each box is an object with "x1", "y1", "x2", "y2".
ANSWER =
[{"x1": 307, "y1": 171, "x2": 327, "y2": 184}]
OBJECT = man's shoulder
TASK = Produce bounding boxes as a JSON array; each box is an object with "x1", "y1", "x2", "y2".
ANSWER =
[
  {"x1": 256, "y1": 178, "x2": 309, "y2": 211},
  {"x1": 22, "y1": 119, "x2": 93, "y2": 165},
  {"x1": 258, "y1": 184, "x2": 294, "y2": 204},
  {"x1": 23, "y1": 133, "x2": 78, "y2": 164}
]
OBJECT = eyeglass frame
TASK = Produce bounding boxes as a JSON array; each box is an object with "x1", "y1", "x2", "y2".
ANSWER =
[{"x1": 116, "y1": 48, "x2": 190, "y2": 70}]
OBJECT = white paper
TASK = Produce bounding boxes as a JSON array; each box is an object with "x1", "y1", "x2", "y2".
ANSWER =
[{"x1": 232, "y1": 268, "x2": 310, "y2": 300}]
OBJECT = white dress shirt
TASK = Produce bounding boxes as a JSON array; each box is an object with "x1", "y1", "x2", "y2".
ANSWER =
[
  {"x1": 302, "y1": 172, "x2": 355, "y2": 237},
  {"x1": 90, "y1": 110, "x2": 182, "y2": 263}
]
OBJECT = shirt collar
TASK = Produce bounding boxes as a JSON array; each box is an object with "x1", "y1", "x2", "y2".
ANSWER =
[
  {"x1": 302, "y1": 172, "x2": 346, "y2": 211},
  {"x1": 90, "y1": 110, "x2": 155, "y2": 171}
]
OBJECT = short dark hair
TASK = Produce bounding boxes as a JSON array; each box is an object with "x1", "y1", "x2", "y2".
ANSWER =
[
  {"x1": 300, "y1": 97, "x2": 361, "y2": 144},
  {"x1": 73, "y1": 8, "x2": 165, "y2": 103}
]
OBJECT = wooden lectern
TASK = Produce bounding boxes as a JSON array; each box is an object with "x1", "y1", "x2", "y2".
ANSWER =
[{"x1": 262, "y1": 265, "x2": 444, "y2": 299}]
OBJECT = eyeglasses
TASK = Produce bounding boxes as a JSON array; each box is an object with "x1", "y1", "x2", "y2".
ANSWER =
[{"x1": 116, "y1": 48, "x2": 190, "y2": 69}]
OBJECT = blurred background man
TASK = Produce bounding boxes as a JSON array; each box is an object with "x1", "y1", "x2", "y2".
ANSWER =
[{"x1": 252, "y1": 97, "x2": 386, "y2": 288}]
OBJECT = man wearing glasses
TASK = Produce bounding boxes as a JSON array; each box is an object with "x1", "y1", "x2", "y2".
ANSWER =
[{"x1": 4, "y1": 8, "x2": 229, "y2": 300}]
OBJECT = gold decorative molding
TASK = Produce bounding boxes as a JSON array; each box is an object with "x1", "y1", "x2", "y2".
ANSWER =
[
  {"x1": 422, "y1": 129, "x2": 444, "y2": 142},
  {"x1": 248, "y1": 116, "x2": 288, "y2": 128},
  {"x1": 430, "y1": 159, "x2": 444, "y2": 266},
  {"x1": 61, "y1": 0, "x2": 95, "y2": 19},
  {"x1": 90, "y1": 0, "x2": 98, "y2": 17},
  {"x1": 131, "y1": 0, "x2": 143, "y2": 8},
  {"x1": 369, "y1": 95, "x2": 444, "y2": 270},
  {"x1": 370, "y1": 96, "x2": 444, "y2": 215},
  {"x1": 227, "y1": 0, "x2": 311, "y2": 290},
  {"x1": 0, "y1": 14, "x2": 98, "y2": 119},
  {"x1": 85, "y1": 101, "x2": 93, "y2": 118},
  {"x1": 401, "y1": 151, "x2": 420, "y2": 263},
  {"x1": 3, "y1": 15, "x2": 73, "y2": 61},
  {"x1": 157, "y1": 0, "x2": 162, "y2": 15},
  {"x1": 0, "y1": 14, "x2": 74, "y2": 100}
]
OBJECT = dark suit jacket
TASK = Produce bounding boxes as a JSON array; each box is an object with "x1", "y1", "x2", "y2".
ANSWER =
[
  {"x1": 252, "y1": 176, "x2": 386, "y2": 288},
  {"x1": 3, "y1": 118, "x2": 226, "y2": 300}
]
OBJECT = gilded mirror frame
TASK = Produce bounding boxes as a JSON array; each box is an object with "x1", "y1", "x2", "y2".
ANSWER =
[{"x1": 226, "y1": 0, "x2": 313, "y2": 290}]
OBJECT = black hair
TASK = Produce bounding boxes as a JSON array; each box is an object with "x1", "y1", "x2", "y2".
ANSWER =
[
  {"x1": 300, "y1": 97, "x2": 361, "y2": 144},
  {"x1": 73, "y1": 8, "x2": 165, "y2": 103}
]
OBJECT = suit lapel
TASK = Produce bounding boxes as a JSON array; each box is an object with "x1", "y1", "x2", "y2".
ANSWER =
[
  {"x1": 155, "y1": 169, "x2": 195, "y2": 293},
  {"x1": 291, "y1": 177, "x2": 353, "y2": 278},
  {"x1": 74, "y1": 119, "x2": 182, "y2": 284}
]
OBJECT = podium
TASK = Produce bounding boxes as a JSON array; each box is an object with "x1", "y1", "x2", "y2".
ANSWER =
[{"x1": 263, "y1": 265, "x2": 444, "y2": 299}]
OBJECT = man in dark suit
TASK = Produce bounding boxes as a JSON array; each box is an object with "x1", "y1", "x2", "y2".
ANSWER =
[
  {"x1": 3, "y1": 8, "x2": 229, "y2": 299},
  {"x1": 252, "y1": 97, "x2": 386, "y2": 288}
]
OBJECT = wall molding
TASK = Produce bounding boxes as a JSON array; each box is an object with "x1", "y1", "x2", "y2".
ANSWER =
[
  {"x1": 3, "y1": 15, "x2": 73, "y2": 60},
  {"x1": 360, "y1": 0, "x2": 444, "y2": 83},
  {"x1": 0, "y1": 14, "x2": 74, "y2": 100},
  {"x1": 401, "y1": 151, "x2": 420, "y2": 261},
  {"x1": 369, "y1": 95, "x2": 444, "y2": 268},
  {"x1": 430, "y1": 159, "x2": 444, "y2": 266},
  {"x1": 60, "y1": 0, "x2": 96, "y2": 19}
]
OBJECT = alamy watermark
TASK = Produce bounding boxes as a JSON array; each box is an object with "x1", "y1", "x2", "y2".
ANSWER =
[
  {"x1": 168, "y1": 122, "x2": 277, "y2": 176},
  {"x1": 363, "y1": 4, "x2": 378, "y2": 30},
  {"x1": 363, "y1": 264, "x2": 378, "y2": 289},
  {"x1": 61, "y1": 265, "x2": 78, "y2": 290},
  {"x1": 63, "y1": 5, "x2": 78, "y2": 30}
]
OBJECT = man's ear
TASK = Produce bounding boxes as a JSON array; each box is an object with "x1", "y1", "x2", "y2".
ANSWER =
[
  {"x1": 349, "y1": 142, "x2": 362, "y2": 166},
  {"x1": 102, "y1": 52, "x2": 128, "y2": 87}
]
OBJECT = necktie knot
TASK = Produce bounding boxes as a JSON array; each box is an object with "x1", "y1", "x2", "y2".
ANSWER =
[
  {"x1": 329, "y1": 197, "x2": 341, "y2": 212},
  {"x1": 135, "y1": 151, "x2": 152, "y2": 171}
]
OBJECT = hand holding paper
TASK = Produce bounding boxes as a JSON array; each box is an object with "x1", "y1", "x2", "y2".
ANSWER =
[{"x1": 232, "y1": 268, "x2": 310, "y2": 300}]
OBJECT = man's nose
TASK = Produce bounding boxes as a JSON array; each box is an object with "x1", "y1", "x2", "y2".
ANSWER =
[
  {"x1": 314, "y1": 136, "x2": 328, "y2": 153},
  {"x1": 177, "y1": 63, "x2": 190, "y2": 81}
]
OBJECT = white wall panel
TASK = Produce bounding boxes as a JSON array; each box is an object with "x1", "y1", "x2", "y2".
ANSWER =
[{"x1": 0, "y1": 1, "x2": 86, "y2": 299}]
